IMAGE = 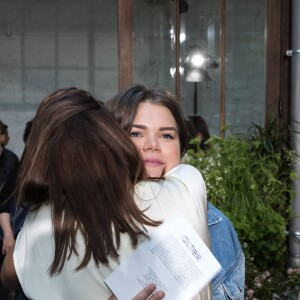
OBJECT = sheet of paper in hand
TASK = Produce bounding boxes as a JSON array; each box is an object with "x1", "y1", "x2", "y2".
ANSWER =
[{"x1": 105, "y1": 213, "x2": 222, "y2": 300}]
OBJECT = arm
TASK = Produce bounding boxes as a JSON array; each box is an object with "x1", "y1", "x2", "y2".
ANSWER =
[
  {"x1": 162, "y1": 165, "x2": 213, "y2": 300},
  {"x1": 165, "y1": 164, "x2": 210, "y2": 246},
  {"x1": 0, "y1": 212, "x2": 15, "y2": 254},
  {"x1": 108, "y1": 284, "x2": 165, "y2": 300},
  {"x1": 0, "y1": 246, "x2": 20, "y2": 290},
  {"x1": 0, "y1": 161, "x2": 18, "y2": 254},
  {"x1": 0, "y1": 159, "x2": 19, "y2": 214}
]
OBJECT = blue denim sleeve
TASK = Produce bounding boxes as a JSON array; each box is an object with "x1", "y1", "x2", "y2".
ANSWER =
[{"x1": 208, "y1": 202, "x2": 245, "y2": 300}]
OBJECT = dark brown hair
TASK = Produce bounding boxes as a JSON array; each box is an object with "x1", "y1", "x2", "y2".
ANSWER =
[
  {"x1": 187, "y1": 115, "x2": 211, "y2": 151},
  {"x1": 23, "y1": 120, "x2": 33, "y2": 143},
  {"x1": 0, "y1": 120, "x2": 8, "y2": 135},
  {"x1": 106, "y1": 84, "x2": 189, "y2": 157},
  {"x1": 16, "y1": 87, "x2": 159, "y2": 275}
]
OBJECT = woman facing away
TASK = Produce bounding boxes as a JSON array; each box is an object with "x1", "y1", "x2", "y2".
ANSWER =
[
  {"x1": 1, "y1": 88, "x2": 164, "y2": 300},
  {"x1": 107, "y1": 84, "x2": 245, "y2": 300},
  {"x1": 1, "y1": 87, "x2": 212, "y2": 299}
]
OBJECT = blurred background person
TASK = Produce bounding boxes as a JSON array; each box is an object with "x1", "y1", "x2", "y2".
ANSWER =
[
  {"x1": 186, "y1": 115, "x2": 211, "y2": 152},
  {"x1": 0, "y1": 120, "x2": 19, "y2": 300}
]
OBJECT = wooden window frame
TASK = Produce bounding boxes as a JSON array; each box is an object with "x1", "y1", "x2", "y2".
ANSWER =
[{"x1": 117, "y1": 0, "x2": 291, "y2": 131}]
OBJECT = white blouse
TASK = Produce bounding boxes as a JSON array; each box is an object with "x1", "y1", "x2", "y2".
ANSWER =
[{"x1": 13, "y1": 164, "x2": 211, "y2": 300}]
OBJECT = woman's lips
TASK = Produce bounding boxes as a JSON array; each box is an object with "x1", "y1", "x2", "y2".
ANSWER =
[{"x1": 143, "y1": 159, "x2": 164, "y2": 167}]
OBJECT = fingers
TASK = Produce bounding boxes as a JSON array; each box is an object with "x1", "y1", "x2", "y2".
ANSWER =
[
  {"x1": 131, "y1": 283, "x2": 156, "y2": 299},
  {"x1": 131, "y1": 284, "x2": 165, "y2": 300},
  {"x1": 147, "y1": 290, "x2": 165, "y2": 300},
  {"x1": 107, "y1": 284, "x2": 165, "y2": 300}
]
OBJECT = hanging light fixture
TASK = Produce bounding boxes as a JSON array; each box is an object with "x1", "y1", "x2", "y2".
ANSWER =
[{"x1": 183, "y1": 46, "x2": 219, "y2": 114}]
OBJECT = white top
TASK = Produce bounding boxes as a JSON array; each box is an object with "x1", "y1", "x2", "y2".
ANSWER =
[{"x1": 13, "y1": 164, "x2": 211, "y2": 300}]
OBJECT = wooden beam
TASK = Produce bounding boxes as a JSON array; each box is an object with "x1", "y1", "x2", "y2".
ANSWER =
[
  {"x1": 265, "y1": 0, "x2": 282, "y2": 123},
  {"x1": 279, "y1": 0, "x2": 291, "y2": 131},
  {"x1": 220, "y1": 0, "x2": 226, "y2": 138},
  {"x1": 175, "y1": 0, "x2": 180, "y2": 99},
  {"x1": 118, "y1": 0, "x2": 133, "y2": 91}
]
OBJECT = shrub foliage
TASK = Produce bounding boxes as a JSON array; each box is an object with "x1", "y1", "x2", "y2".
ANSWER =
[{"x1": 183, "y1": 121, "x2": 300, "y2": 298}]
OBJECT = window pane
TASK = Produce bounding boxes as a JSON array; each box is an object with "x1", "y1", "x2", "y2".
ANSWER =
[
  {"x1": 133, "y1": 0, "x2": 174, "y2": 90},
  {"x1": 180, "y1": 0, "x2": 266, "y2": 136},
  {"x1": 225, "y1": 0, "x2": 266, "y2": 134},
  {"x1": 180, "y1": 0, "x2": 221, "y2": 135}
]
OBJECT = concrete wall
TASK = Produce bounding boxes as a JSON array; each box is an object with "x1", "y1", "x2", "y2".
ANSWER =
[{"x1": 0, "y1": 0, "x2": 118, "y2": 157}]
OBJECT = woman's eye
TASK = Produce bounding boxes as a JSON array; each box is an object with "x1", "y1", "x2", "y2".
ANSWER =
[
  {"x1": 130, "y1": 131, "x2": 142, "y2": 138},
  {"x1": 162, "y1": 133, "x2": 174, "y2": 139}
]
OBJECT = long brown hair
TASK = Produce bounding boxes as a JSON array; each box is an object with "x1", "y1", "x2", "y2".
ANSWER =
[
  {"x1": 106, "y1": 84, "x2": 189, "y2": 157},
  {"x1": 16, "y1": 88, "x2": 159, "y2": 275}
]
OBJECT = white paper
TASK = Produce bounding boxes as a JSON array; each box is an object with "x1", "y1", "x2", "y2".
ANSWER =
[{"x1": 105, "y1": 213, "x2": 222, "y2": 300}]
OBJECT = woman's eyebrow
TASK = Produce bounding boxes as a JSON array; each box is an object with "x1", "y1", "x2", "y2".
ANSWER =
[
  {"x1": 131, "y1": 124, "x2": 177, "y2": 132},
  {"x1": 159, "y1": 126, "x2": 177, "y2": 132},
  {"x1": 131, "y1": 124, "x2": 146, "y2": 129}
]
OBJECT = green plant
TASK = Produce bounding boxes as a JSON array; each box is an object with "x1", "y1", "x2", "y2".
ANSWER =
[
  {"x1": 245, "y1": 264, "x2": 300, "y2": 299},
  {"x1": 183, "y1": 121, "x2": 298, "y2": 298}
]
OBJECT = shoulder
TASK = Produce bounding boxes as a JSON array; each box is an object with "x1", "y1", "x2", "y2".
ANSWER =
[
  {"x1": 162, "y1": 164, "x2": 208, "y2": 213},
  {"x1": 165, "y1": 164, "x2": 205, "y2": 185},
  {"x1": 164, "y1": 164, "x2": 206, "y2": 195},
  {"x1": 135, "y1": 164, "x2": 207, "y2": 205},
  {"x1": 2, "y1": 148, "x2": 19, "y2": 166},
  {"x1": 16, "y1": 205, "x2": 51, "y2": 237},
  {"x1": 165, "y1": 163, "x2": 202, "y2": 178},
  {"x1": 207, "y1": 203, "x2": 243, "y2": 254},
  {"x1": 14, "y1": 205, "x2": 52, "y2": 255}
]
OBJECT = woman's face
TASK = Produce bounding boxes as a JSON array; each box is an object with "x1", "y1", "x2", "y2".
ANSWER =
[
  {"x1": 0, "y1": 130, "x2": 9, "y2": 146},
  {"x1": 130, "y1": 102, "x2": 181, "y2": 177}
]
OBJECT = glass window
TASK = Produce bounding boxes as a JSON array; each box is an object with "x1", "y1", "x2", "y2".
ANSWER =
[
  {"x1": 180, "y1": 0, "x2": 266, "y2": 135},
  {"x1": 180, "y1": 0, "x2": 221, "y2": 135},
  {"x1": 225, "y1": 0, "x2": 266, "y2": 134},
  {"x1": 133, "y1": 0, "x2": 174, "y2": 90}
]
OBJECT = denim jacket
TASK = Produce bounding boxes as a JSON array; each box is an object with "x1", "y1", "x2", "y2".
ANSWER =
[{"x1": 208, "y1": 202, "x2": 245, "y2": 300}]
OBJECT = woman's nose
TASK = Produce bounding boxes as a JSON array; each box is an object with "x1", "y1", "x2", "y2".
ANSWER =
[{"x1": 143, "y1": 135, "x2": 160, "y2": 151}]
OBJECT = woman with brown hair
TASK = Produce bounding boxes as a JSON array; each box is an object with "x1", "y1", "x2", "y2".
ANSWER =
[
  {"x1": 107, "y1": 85, "x2": 213, "y2": 300},
  {"x1": 1, "y1": 88, "x2": 165, "y2": 300},
  {"x1": 107, "y1": 84, "x2": 245, "y2": 300}
]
